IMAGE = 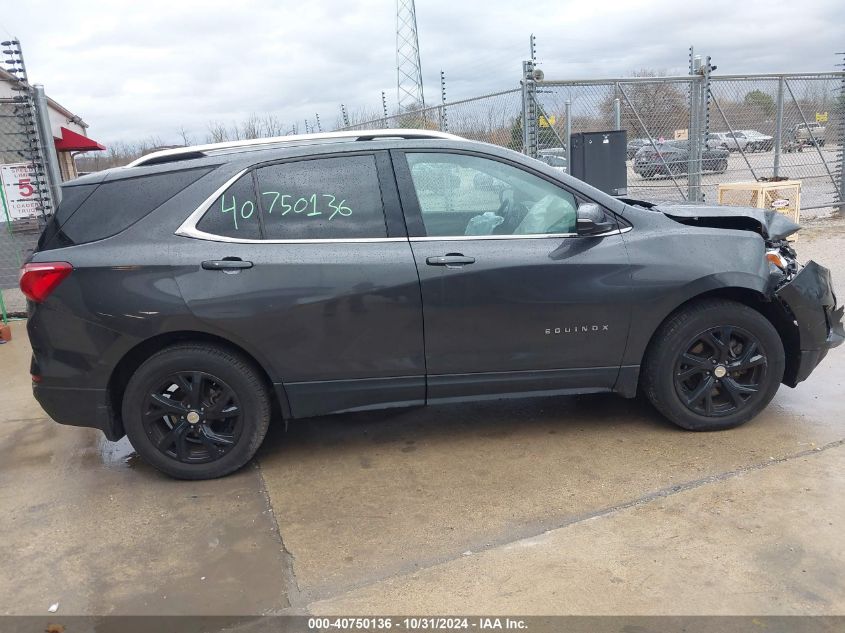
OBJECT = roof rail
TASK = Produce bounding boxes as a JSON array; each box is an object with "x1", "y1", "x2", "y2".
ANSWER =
[{"x1": 126, "y1": 129, "x2": 462, "y2": 168}]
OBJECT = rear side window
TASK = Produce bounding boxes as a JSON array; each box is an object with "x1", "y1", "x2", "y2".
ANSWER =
[
  {"x1": 196, "y1": 173, "x2": 261, "y2": 239},
  {"x1": 47, "y1": 167, "x2": 211, "y2": 248},
  {"x1": 37, "y1": 183, "x2": 98, "y2": 250},
  {"x1": 55, "y1": 184, "x2": 98, "y2": 224},
  {"x1": 256, "y1": 156, "x2": 386, "y2": 240}
]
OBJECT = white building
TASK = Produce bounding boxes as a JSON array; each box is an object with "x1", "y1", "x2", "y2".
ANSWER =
[{"x1": 0, "y1": 67, "x2": 104, "y2": 181}]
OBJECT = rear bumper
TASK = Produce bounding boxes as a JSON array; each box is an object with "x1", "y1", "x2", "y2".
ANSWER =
[
  {"x1": 776, "y1": 260, "x2": 844, "y2": 386},
  {"x1": 32, "y1": 384, "x2": 122, "y2": 440}
]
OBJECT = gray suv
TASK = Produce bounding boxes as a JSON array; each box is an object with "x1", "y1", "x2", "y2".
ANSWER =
[{"x1": 22, "y1": 130, "x2": 843, "y2": 479}]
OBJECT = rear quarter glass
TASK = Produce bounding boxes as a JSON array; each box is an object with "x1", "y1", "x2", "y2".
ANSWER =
[
  {"x1": 195, "y1": 173, "x2": 261, "y2": 239},
  {"x1": 37, "y1": 183, "x2": 98, "y2": 250},
  {"x1": 41, "y1": 166, "x2": 212, "y2": 249}
]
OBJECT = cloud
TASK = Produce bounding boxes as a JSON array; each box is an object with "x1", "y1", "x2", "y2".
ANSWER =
[{"x1": 2, "y1": 0, "x2": 842, "y2": 144}]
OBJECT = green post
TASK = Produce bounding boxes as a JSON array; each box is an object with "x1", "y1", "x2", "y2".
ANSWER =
[
  {"x1": 1, "y1": 170, "x2": 16, "y2": 323},
  {"x1": 0, "y1": 170, "x2": 12, "y2": 235},
  {"x1": 0, "y1": 287, "x2": 8, "y2": 325}
]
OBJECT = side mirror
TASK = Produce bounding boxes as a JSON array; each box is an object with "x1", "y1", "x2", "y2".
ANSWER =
[{"x1": 576, "y1": 203, "x2": 616, "y2": 236}]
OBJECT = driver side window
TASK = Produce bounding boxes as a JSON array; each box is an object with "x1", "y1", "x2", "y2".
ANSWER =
[{"x1": 406, "y1": 152, "x2": 578, "y2": 237}]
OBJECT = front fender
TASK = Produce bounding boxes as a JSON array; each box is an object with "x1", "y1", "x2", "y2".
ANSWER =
[{"x1": 621, "y1": 270, "x2": 770, "y2": 368}]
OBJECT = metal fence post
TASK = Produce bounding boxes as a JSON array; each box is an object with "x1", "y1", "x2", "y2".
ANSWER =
[
  {"x1": 439, "y1": 70, "x2": 448, "y2": 132},
  {"x1": 32, "y1": 85, "x2": 61, "y2": 207},
  {"x1": 773, "y1": 76, "x2": 784, "y2": 179},
  {"x1": 381, "y1": 91, "x2": 389, "y2": 129},
  {"x1": 700, "y1": 56, "x2": 712, "y2": 201},
  {"x1": 613, "y1": 98, "x2": 621, "y2": 130},
  {"x1": 836, "y1": 55, "x2": 845, "y2": 215},
  {"x1": 521, "y1": 60, "x2": 538, "y2": 158},
  {"x1": 564, "y1": 100, "x2": 572, "y2": 169},
  {"x1": 688, "y1": 55, "x2": 702, "y2": 202}
]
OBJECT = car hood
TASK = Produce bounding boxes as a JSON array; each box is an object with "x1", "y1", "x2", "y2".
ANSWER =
[{"x1": 651, "y1": 203, "x2": 801, "y2": 240}]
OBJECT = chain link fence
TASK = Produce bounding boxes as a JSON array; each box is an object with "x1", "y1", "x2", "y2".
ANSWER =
[
  {"x1": 336, "y1": 66, "x2": 844, "y2": 219},
  {"x1": 338, "y1": 88, "x2": 525, "y2": 149},
  {"x1": 1, "y1": 39, "x2": 60, "y2": 317},
  {"x1": 1, "y1": 97, "x2": 46, "y2": 316}
]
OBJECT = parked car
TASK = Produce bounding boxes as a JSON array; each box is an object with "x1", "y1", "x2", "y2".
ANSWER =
[
  {"x1": 633, "y1": 140, "x2": 729, "y2": 178},
  {"x1": 23, "y1": 129, "x2": 842, "y2": 479},
  {"x1": 739, "y1": 130, "x2": 774, "y2": 152},
  {"x1": 783, "y1": 130, "x2": 808, "y2": 153},
  {"x1": 707, "y1": 132, "x2": 748, "y2": 152},
  {"x1": 626, "y1": 138, "x2": 651, "y2": 159},
  {"x1": 537, "y1": 149, "x2": 568, "y2": 173},
  {"x1": 792, "y1": 122, "x2": 826, "y2": 146}
]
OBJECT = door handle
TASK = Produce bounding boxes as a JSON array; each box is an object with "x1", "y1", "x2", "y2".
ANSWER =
[
  {"x1": 426, "y1": 254, "x2": 476, "y2": 267},
  {"x1": 201, "y1": 259, "x2": 253, "y2": 270}
]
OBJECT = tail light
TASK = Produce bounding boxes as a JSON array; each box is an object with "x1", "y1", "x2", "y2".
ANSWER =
[{"x1": 19, "y1": 262, "x2": 73, "y2": 303}]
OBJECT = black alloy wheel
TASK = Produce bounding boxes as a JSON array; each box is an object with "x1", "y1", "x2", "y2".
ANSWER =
[
  {"x1": 641, "y1": 299, "x2": 785, "y2": 431},
  {"x1": 142, "y1": 371, "x2": 242, "y2": 464},
  {"x1": 673, "y1": 325, "x2": 767, "y2": 417},
  {"x1": 123, "y1": 344, "x2": 271, "y2": 479}
]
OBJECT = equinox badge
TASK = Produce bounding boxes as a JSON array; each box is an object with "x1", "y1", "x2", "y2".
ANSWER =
[{"x1": 545, "y1": 325, "x2": 610, "y2": 334}]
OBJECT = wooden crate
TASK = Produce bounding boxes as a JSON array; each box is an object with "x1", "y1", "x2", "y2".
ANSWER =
[{"x1": 717, "y1": 180, "x2": 801, "y2": 225}]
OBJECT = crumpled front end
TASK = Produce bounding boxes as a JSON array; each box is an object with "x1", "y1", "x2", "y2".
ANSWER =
[{"x1": 775, "y1": 260, "x2": 844, "y2": 386}]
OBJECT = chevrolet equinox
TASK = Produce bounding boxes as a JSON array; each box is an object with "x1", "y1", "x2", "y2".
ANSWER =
[{"x1": 22, "y1": 130, "x2": 843, "y2": 479}]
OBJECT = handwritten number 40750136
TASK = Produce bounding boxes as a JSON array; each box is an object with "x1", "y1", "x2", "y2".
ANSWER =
[
  {"x1": 261, "y1": 192, "x2": 351, "y2": 220},
  {"x1": 220, "y1": 193, "x2": 352, "y2": 230}
]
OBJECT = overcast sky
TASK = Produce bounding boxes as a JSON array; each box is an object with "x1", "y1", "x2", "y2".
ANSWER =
[{"x1": 2, "y1": 0, "x2": 843, "y2": 145}]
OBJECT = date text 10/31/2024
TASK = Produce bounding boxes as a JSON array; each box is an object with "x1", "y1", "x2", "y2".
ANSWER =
[{"x1": 221, "y1": 191, "x2": 352, "y2": 230}]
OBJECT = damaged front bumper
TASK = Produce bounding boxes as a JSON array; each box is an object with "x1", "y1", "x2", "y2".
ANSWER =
[{"x1": 775, "y1": 260, "x2": 844, "y2": 386}]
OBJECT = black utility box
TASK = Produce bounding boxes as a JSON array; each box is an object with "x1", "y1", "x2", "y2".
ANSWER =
[{"x1": 569, "y1": 130, "x2": 627, "y2": 196}]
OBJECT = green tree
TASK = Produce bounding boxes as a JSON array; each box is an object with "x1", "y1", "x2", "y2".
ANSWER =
[{"x1": 743, "y1": 90, "x2": 776, "y2": 118}]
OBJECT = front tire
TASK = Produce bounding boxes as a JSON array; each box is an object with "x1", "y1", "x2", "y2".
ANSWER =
[
  {"x1": 642, "y1": 300, "x2": 784, "y2": 431},
  {"x1": 122, "y1": 344, "x2": 271, "y2": 479}
]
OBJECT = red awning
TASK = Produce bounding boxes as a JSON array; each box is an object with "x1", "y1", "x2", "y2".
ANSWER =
[{"x1": 53, "y1": 126, "x2": 106, "y2": 152}]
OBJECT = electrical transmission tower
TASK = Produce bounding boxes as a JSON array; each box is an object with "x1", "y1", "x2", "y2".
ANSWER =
[{"x1": 396, "y1": 0, "x2": 425, "y2": 112}]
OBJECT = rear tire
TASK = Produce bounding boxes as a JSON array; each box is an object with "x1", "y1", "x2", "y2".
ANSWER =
[
  {"x1": 642, "y1": 299, "x2": 784, "y2": 431},
  {"x1": 122, "y1": 344, "x2": 272, "y2": 479}
]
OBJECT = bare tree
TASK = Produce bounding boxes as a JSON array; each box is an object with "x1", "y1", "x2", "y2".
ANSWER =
[
  {"x1": 206, "y1": 121, "x2": 230, "y2": 143},
  {"x1": 600, "y1": 69, "x2": 688, "y2": 139},
  {"x1": 259, "y1": 114, "x2": 286, "y2": 137},
  {"x1": 176, "y1": 125, "x2": 193, "y2": 146}
]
